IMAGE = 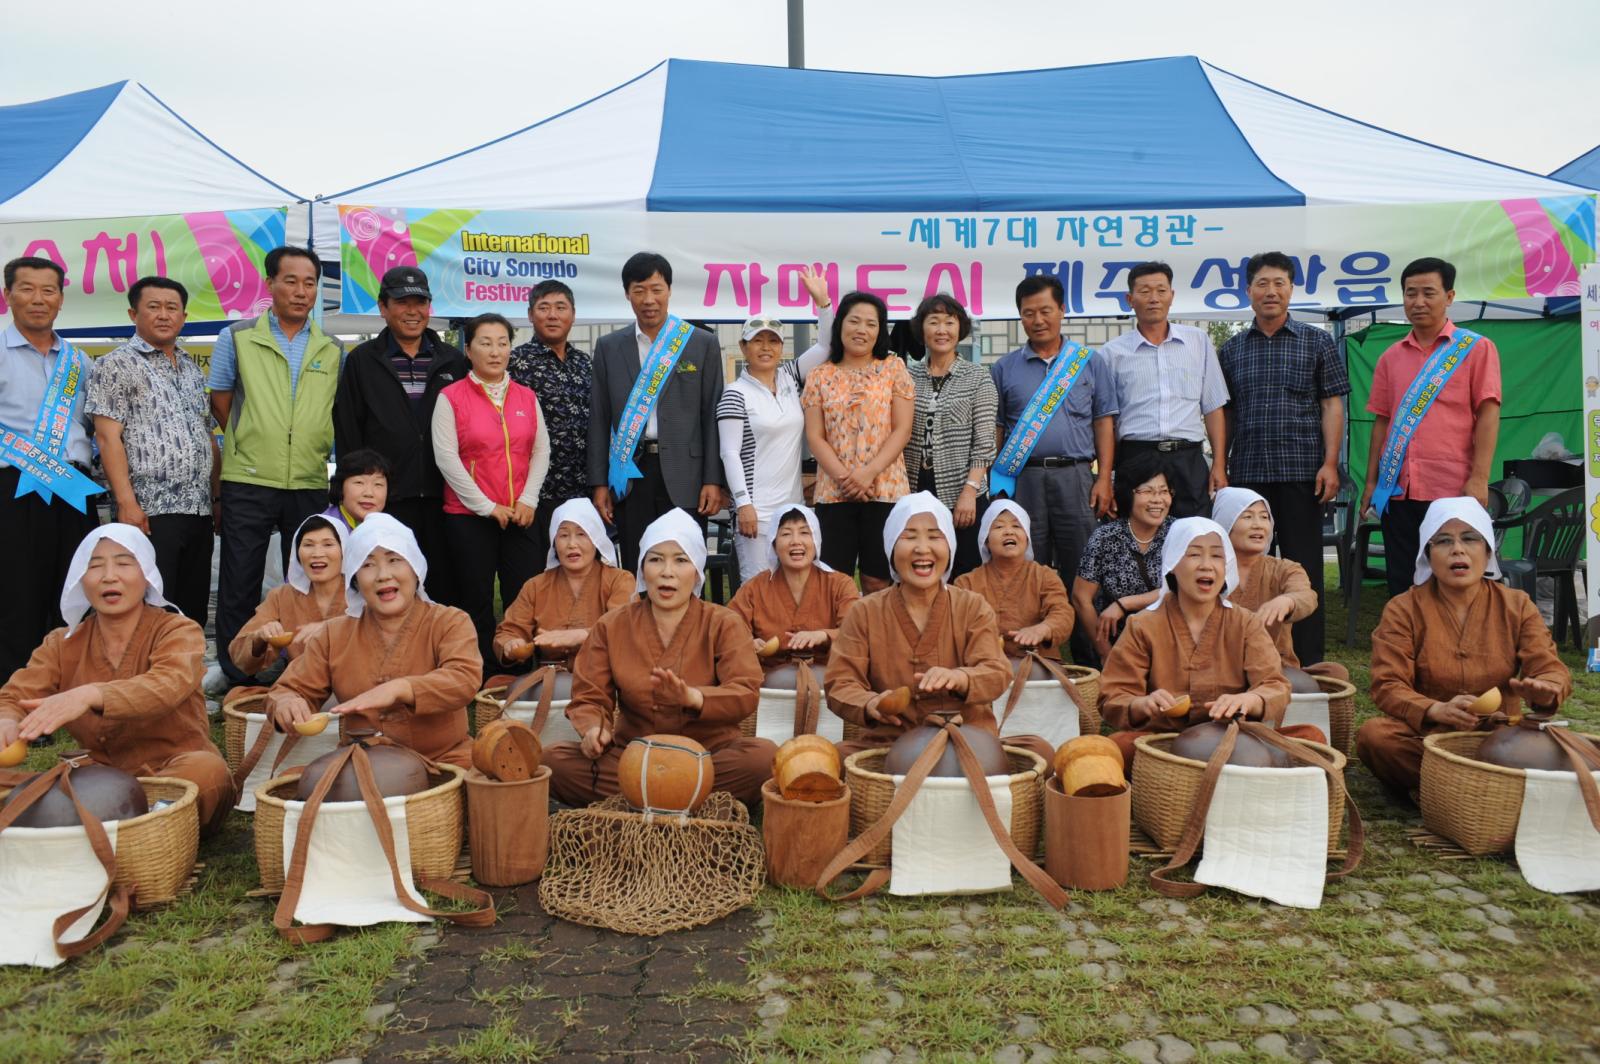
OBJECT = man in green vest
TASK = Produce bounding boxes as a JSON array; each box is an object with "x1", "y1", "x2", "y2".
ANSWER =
[{"x1": 207, "y1": 246, "x2": 343, "y2": 688}]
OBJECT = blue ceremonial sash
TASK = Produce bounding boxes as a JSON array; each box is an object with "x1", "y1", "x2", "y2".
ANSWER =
[
  {"x1": 608, "y1": 315, "x2": 695, "y2": 498},
  {"x1": 4, "y1": 340, "x2": 99, "y2": 512},
  {"x1": 989, "y1": 341, "x2": 1094, "y2": 498},
  {"x1": 1369, "y1": 328, "x2": 1481, "y2": 518}
]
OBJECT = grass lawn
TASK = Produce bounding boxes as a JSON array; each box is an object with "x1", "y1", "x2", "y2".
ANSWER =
[{"x1": 1, "y1": 569, "x2": 1597, "y2": 1062}]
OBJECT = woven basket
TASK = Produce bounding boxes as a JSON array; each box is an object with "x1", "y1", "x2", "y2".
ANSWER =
[
  {"x1": 252, "y1": 762, "x2": 466, "y2": 894},
  {"x1": 1131, "y1": 733, "x2": 1346, "y2": 852},
  {"x1": 1060, "y1": 664, "x2": 1101, "y2": 735},
  {"x1": 844, "y1": 746, "x2": 1046, "y2": 868},
  {"x1": 1316, "y1": 676, "x2": 1357, "y2": 754},
  {"x1": 1, "y1": 776, "x2": 202, "y2": 909},
  {"x1": 1419, "y1": 731, "x2": 1527, "y2": 856}
]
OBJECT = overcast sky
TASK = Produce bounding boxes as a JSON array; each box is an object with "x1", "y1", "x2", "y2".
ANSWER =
[{"x1": 4, "y1": 0, "x2": 1595, "y2": 198}]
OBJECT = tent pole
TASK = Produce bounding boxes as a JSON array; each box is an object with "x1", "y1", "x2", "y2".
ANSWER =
[{"x1": 787, "y1": 0, "x2": 804, "y2": 69}]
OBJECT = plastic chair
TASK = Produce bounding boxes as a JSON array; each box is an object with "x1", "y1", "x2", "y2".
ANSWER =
[
  {"x1": 1323, "y1": 472, "x2": 1356, "y2": 594},
  {"x1": 1497, "y1": 487, "x2": 1585, "y2": 648},
  {"x1": 1342, "y1": 470, "x2": 1389, "y2": 646},
  {"x1": 1487, "y1": 476, "x2": 1531, "y2": 552},
  {"x1": 703, "y1": 512, "x2": 742, "y2": 604}
]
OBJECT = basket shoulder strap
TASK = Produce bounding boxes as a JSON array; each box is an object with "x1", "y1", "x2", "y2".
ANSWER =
[
  {"x1": 793, "y1": 660, "x2": 821, "y2": 736},
  {"x1": 1549, "y1": 727, "x2": 1600, "y2": 834},
  {"x1": 814, "y1": 730, "x2": 950, "y2": 902},
  {"x1": 1149, "y1": 724, "x2": 1239, "y2": 898},
  {"x1": 501, "y1": 666, "x2": 557, "y2": 735},
  {"x1": 943, "y1": 725, "x2": 1067, "y2": 910}
]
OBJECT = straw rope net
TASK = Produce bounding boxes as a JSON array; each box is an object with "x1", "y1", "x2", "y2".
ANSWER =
[{"x1": 538, "y1": 793, "x2": 766, "y2": 935}]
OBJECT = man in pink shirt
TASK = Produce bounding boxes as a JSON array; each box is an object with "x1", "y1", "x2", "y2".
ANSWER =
[{"x1": 1361, "y1": 257, "x2": 1502, "y2": 596}]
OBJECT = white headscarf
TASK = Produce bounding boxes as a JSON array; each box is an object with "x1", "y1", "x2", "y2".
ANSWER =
[
  {"x1": 1414, "y1": 497, "x2": 1501, "y2": 586},
  {"x1": 341, "y1": 513, "x2": 431, "y2": 617},
  {"x1": 882, "y1": 491, "x2": 958, "y2": 584},
  {"x1": 763, "y1": 504, "x2": 833, "y2": 573},
  {"x1": 1147, "y1": 516, "x2": 1239, "y2": 611},
  {"x1": 976, "y1": 498, "x2": 1034, "y2": 564},
  {"x1": 1210, "y1": 486, "x2": 1271, "y2": 538},
  {"x1": 634, "y1": 508, "x2": 708, "y2": 594},
  {"x1": 544, "y1": 498, "x2": 619, "y2": 571},
  {"x1": 60, "y1": 523, "x2": 173, "y2": 636},
  {"x1": 287, "y1": 513, "x2": 348, "y2": 594}
]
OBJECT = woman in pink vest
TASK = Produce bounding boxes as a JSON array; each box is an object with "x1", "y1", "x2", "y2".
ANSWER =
[{"x1": 432, "y1": 313, "x2": 550, "y2": 675}]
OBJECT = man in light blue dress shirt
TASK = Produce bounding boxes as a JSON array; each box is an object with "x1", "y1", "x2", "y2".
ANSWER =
[
  {"x1": 0, "y1": 257, "x2": 102, "y2": 677},
  {"x1": 1100, "y1": 262, "x2": 1230, "y2": 518}
]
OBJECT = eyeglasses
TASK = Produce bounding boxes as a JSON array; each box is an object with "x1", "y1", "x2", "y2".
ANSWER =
[
  {"x1": 1133, "y1": 486, "x2": 1172, "y2": 499},
  {"x1": 746, "y1": 319, "x2": 782, "y2": 332},
  {"x1": 1427, "y1": 531, "x2": 1487, "y2": 550}
]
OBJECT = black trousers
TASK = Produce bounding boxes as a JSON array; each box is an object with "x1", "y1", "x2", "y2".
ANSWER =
[
  {"x1": 0, "y1": 466, "x2": 100, "y2": 678},
  {"x1": 216, "y1": 482, "x2": 326, "y2": 684},
  {"x1": 918, "y1": 467, "x2": 985, "y2": 579},
  {"x1": 147, "y1": 513, "x2": 214, "y2": 630},
  {"x1": 444, "y1": 511, "x2": 542, "y2": 679},
  {"x1": 1234, "y1": 480, "x2": 1327, "y2": 667},
  {"x1": 386, "y1": 496, "x2": 454, "y2": 606},
  {"x1": 615, "y1": 453, "x2": 696, "y2": 572},
  {"x1": 1381, "y1": 498, "x2": 1431, "y2": 599},
  {"x1": 1117, "y1": 441, "x2": 1212, "y2": 519}
]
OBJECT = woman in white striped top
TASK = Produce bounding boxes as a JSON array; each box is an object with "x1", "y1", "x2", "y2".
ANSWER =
[{"x1": 716, "y1": 267, "x2": 835, "y2": 581}]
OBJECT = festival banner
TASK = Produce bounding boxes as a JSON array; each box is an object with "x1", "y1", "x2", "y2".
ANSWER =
[
  {"x1": 0, "y1": 208, "x2": 288, "y2": 329},
  {"x1": 338, "y1": 196, "x2": 1596, "y2": 320}
]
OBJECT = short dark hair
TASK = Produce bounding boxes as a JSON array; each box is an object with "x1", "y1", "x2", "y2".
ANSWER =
[
  {"x1": 1245, "y1": 251, "x2": 1296, "y2": 286},
  {"x1": 4, "y1": 256, "x2": 65, "y2": 290},
  {"x1": 463, "y1": 312, "x2": 514, "y2": 346},
  {"x1": 128, "y1": 276, "x2": 188, "y2": 310},
  {"x1": 1014, "y1": 274, "x2": 1064, "y2": 310},
  {"x1": 264, "y1": 246, "x2": 322, "y2": 281},
  {"x1": 621, "y1": 251, "x2": 672, "y2": 290},
  {"x1": 776, "y1": 507, "x2": 809, "y2": 530},
  {"x1": 1112, "y1": 449, "x2": 1172, "y2": 517},
  {"x1": 1127, "y1": 262, "x2": 1174, "y2": 290},
  {"x1": 530, "y1": 280, "x2": 574, "y2": 307},
  {"x1": 1401, "y1": 257, "x2": 1456, "y2": 291},
  {"x1": 296, "y1": 514, "x2": 343, "y2": 549},
  {"x1": 827, "y1": 291, "x2": 890, "y2": 363},
  {"x1": 911, "y1": 293, "x2": 972, "y2": 342},
  {"x1": 328, "y1": 448, "x2": 390, "y2": 506}
]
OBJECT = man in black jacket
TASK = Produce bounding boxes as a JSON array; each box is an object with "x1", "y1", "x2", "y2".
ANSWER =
[{"x1": 333, "y1": 266, "x2": 467, "y2": 601}]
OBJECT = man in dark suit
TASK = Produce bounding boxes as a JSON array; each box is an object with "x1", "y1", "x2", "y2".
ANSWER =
[{"x1": 588, "y1": 252, "x2": 725, "y2": 570}]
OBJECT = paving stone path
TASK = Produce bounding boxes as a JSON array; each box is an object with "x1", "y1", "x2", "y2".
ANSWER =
[{"x1": 363, "y1": 882, "x2": 758, "y2": 1063}]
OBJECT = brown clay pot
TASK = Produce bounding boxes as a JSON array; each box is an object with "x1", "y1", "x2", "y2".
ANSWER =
[
  {"x1": 762, "y1": 778, "x2": 850, "y2": 888},
  {"x1": 762, "y1": 663, "x2": 802, "y2": 691},
  {"x1": 1170, "y1": 720, "x2": 1295, "y2": 769},
  {"x1": 1008, "y1": 656, "x2": 1055, "y2": 681},
  {"x1": 511, "y1": 669, "x2": 574, "y2": 703},
  {"x1": 2, "y1": 762, "x2": 149, "y2": 828},
  {"x1": 294, "y1": 742, "x2": 431, "y2": 802},
  {"x1": 1053, "y1": 735, "x2": 1125, "y2": 797},
  {"x1": 618, "y1": 734, "x2": 715, "y2": 813},
  {"x1": 1044, "y1": 777, "x2": 1130, "y2": 890},
  {"x1": 1475, "y1": 725, "x2": 1576, "y2": 772},
  {"x1": 1283, "y1": 667, "x2": 1322, "y2": 695},
  {"x1": 773, "y1": 735, "x2": 843, "y2": 802},
  {"x1": 883, "y1": 720, "x2": 1007, "y2": 778}
]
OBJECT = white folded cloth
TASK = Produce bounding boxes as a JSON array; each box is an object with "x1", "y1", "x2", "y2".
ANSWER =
[
  {"x1": 1196, "y1": 764, "x2": 1329, "y2": 909},
  {"x1": 754, "y1": 688, "x2": 844, "y2": 744},
  {"x1": 1514, "y1": 768, "x2": 1600, "y2": 894},
  {"x1": 281, "y1": 796, "x2": 431, "y2": 928},
  {"x1": 505, "y1": 699, "x2": 582, "y2": 746},
  {"x1": 1000, "y1": 681, "x2": 1081, "y2": 748},
  {"x1": 0, "y1": 821, "x2": 118, "y2": 968},
  {"x1": 889, "y1": 774, "x2": 1014, "y2": 896},
  {"x1": 1281, "y1": 692, "x2": 1331, "y2": 744}
]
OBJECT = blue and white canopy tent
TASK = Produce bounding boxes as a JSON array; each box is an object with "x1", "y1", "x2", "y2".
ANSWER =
[
  {"x1": 1553, "y1": 145, "x2": 1600, "y2": 191},
  {"x1": 0, "y1": 81, "x2": 304, "y2": 336}
]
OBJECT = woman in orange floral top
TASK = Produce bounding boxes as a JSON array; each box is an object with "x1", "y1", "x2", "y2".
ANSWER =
[{"x1": 802, "y1": 291, "x2": 915, "y2": 592}]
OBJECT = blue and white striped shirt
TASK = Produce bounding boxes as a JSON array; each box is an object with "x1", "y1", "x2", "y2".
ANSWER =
[{"x1": 1100, "y1": 321, "x2": 1229, "y2": 442}]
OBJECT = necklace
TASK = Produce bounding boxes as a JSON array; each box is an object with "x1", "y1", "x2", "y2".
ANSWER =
[{"x1": 1129, "y1": 523, "x2": 1157, "y2": 547}]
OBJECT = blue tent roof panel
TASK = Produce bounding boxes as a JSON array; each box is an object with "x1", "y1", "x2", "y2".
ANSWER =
[
  {"x1": 0, "y1": 82, "x2": 124, "y2": 204},
  {"x1": 1553, "y1": 144, "x2": 1600, "y2": 191}
]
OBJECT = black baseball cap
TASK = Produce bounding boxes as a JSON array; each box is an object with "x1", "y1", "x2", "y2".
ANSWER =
[{"x1": 379, "y1": 266, "x2": 431, "y2": 301}]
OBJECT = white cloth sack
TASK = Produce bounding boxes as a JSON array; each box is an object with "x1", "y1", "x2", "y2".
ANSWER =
[
  {"x1": 754, "y1": 688, "x2": 844, "y2": 744},
  {"x1": 238, "y1": 711, "x2": 343, "y2": 813},
  {"x1": 504, "y1": 699, "x2": 582, "y2": 746},
  {"x1": 1514, "y1": 768, "x2": 1600, "y2": 894},
  {"x1": 0, "y1": 821, "x2": 118, "y2": 968},
  {"x1": 889, "y1": 774, "x2": 1014, "y2": 896},
  {"x1": 1195, "y1": 764, "x2": 1329, "y2": 909},
  {"x1": 281, "y1": 796, "x2": 431, "y2": 927},
  {"x1": 1280, "y1": 692, "x2": 1331, "y2": 744},
  {"x1": 1000, "y1": 681, "x2": 1082, "y2": 748}
]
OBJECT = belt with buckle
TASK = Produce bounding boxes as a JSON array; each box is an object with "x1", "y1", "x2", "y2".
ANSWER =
[
  {"x1": 639, "y1": 441, "x2": 660, "y2": 455},
  {"x1": 1024, "y1": 456, "x2": 1088, "y2": 469},
  {"x1": 1126, "y1": 438, "x2": 1201, "y2": 453}
]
